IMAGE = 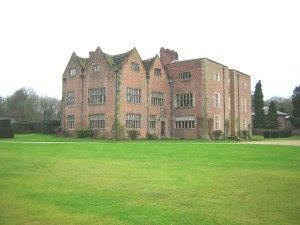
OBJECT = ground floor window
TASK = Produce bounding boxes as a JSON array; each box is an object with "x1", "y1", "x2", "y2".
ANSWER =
[
  {"x1": 126, "y1": 114, "x2": 141, "y2": 129},
  {"x1": 214, "y1": 115, "x2": 220, "y2": 130},
  {"x1": 242, "y1": 118, "x2": 247, "y2": 130},
  {"x1": 149, "y1": 115, "x2": 156, "y2": 129},
  {"x1": 175, "y1": 115, "x2": 195, "y2": 129},
  {"x1": 67, "y1": 115, "x2": 75, "y2": 129},
  {"x1": 89, "y1": 114, "x2": 105, "y2": 129}
]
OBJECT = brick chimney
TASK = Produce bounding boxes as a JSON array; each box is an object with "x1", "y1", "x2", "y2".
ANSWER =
[{"x1": 160, "y1": 47, "x2": 178, "y2": 66}]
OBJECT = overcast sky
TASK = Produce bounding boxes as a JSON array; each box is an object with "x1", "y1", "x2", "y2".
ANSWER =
[{"x1": 0, "y1": 0, "x2": 299, "y2": 99}]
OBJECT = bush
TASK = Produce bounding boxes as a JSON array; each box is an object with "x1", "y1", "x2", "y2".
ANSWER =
[
  {"x1": 76, "y1": 129, "x2": 95, "y2": 138},
  {"x1": 0, "y1": 119, "x2": 11, "y2": 128},
  {"x1": 212, "y1": 130, "x2": 223, "y2": 140},
  {"x1": 241, "y1": 130, "x2": 250, "y2": 139},
  {"x1": 146, "y1": 133, "x2": 158, "y2": 140},
  {"x1": 0, "y1": 127, "x2": 15, "y2": 138},
  {"x1": 127, "y1": 130, "x2": 140, "y2": 140}
]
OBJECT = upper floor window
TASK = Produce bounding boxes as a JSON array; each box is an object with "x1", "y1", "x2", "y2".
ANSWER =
[
  {"x1": 151, "y1": 91, "x2": 164, "y2": 106},
  {"x1": 67, "y1": 115, "x2": 75, "y2": 129},
  {"x1": 69, "y1": 68, "x2": 77, "y2": 76},
  {"x1": 149, "y1": 115, "x2": 156, "y2": 129},
  {"x1": 66, "y1": 92, "x2": 75, "y2": 106},
  {"x1": 213, "y1": 92, "x2": 221, "y2": 108},
  {"x1": 175, "y1": 115, "x2": 195, "y2": 129},
  {"x1": 179, "y1": 72, "x2": 191, "y2": 80},
  {"x1": 175, "y1": 93, "x2": 194, "y2": 108},
  {"x1": 214, "y1": 72, "x2": 220, "y2": 81},
  {"x1": 241, "y1": 81, "x2": 247, "y2": 89},
  {"x1": 214, "y1": 115, "x2": 220, "y2": 130},
  {"x1": 89, "y1": 114, "x2": 105, "y2": 129},
  {"x1": 126, "y1": 88, "x2": 141, "y2": 104},
  {"x1": 126, "y1": 114, "x2": 141, "y2": 129},
  {"x1": 241, "y1": 99, "x2": 247, "y2": 111},
  {"x1": 92, "y1": 65, "x2": 100, "y2": 74},
  {"x1": 154, "y1": 68, "x2": 161, "y2": 76},
  {"x1": 131, "y1": 62, "x2": 140, "y2": 72},
  {"x1": 88, "y1": 87, "x2": 106, "y2": 104}
]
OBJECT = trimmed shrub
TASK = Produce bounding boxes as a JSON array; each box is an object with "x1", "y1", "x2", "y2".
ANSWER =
[
  {"x1": 280, "y1": 130, "x2": 291, "y2": 138},
  {"x1": 41, "y1": 120, "x2": 60, "y2": 134},
  {"x1": 11, "y1": 122, "x2": 42, "y2": 134},
  {"x1": 147, "y1": 133, "x2": 158, "y2": 140},
  {"x1": 0, "y1": 127, "x2": 14, "y2": 138},
  {"x1": 0, "y1": 119, "x2": 11, "y2": 128},
  {"x1": 263, "y1": 131, "x2": 280, "y2": 138},
  {"x1": 76, "y1": 129, "x2": 95, "y2": 138},
  {"x1": 127, "y1": 130, "x2": 140, "y2": 140},
  {"x1": 212, "y1": 130, "x2": 223, "y2": 140}
]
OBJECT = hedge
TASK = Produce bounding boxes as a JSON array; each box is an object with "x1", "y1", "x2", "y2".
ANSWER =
[
  {"x1": 0, "y1": 127, "x2": 14, "y2": 138},
  {"x1": 41, "y1": 120, "x2": 60, "y2": 134},
  {"x1": 263, "y1": 130, "x2": 291, "y2": 138},
  {"x1": 10, "y1": 120, "x2": 60, "y2": 134},
  {"x1": 0, "y1": 119, "x2": 11, "y2": 128},
  {"x1": 11, "y1": 122, "x2": 42, "y2": 134}
]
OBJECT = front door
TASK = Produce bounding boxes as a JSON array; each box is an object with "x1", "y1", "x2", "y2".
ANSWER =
[{"x1": 161, "y1": 121, "x2": 165, "y2": 137}]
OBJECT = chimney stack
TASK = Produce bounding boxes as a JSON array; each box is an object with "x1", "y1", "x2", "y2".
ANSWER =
[{"x1": 160, "y1": 47, "x2": 178, "y2": 66}]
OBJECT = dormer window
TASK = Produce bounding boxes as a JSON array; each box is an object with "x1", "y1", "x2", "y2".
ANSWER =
[
  {"x1": 214, "y1": 72, "x2": 220, "y2": 81},
  {"x1": 69, "y1": 68, "x2": 77, "y2": 76},
  {"x1": 92, "y1": 65, "x2": 100, "y2": 74},
  {"x1": 179, "y1": 72, "x2": 191, "y2": 80},
  {"x1": 131, "y1": 62, "x2": 140, "y2": 72},
  {"x1": 154, "y1": 68, "x2": 161, "y2": 76}
]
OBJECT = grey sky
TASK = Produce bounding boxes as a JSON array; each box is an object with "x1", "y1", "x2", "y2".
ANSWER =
[{"x1": 0, "y1": 0, "x2": 299, "y2": 99}]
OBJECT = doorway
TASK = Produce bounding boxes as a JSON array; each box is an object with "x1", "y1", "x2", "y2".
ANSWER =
[{"x1": 161, "y1": 121, "x2": 165, "y2": 137}]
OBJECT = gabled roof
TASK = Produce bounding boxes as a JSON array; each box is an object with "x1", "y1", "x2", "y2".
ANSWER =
[
  {"x1": 143, "y1": 56, "x2": 156, "y2": 73},
  {"x1": 76, "y1": 56, "x2": 88, "y2": 70},
  {"x1": 103, "y1": 48, "x2": 134, "y2": 71},
  {"x1": 72, "y1": 47, "x2": 138, "y2": 72}
]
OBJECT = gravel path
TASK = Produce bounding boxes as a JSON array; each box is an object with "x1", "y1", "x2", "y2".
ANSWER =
[{"x1": 243, "y1": 140, "x2": 300, "y2": 146}]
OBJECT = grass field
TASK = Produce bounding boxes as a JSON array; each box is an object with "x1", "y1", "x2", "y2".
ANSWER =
[{"x1": 0, "y1": 135, "x2": 299, "y2": 225}]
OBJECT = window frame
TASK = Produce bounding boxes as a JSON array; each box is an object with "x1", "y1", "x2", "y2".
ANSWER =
[
  {"x1": 66, "y1": 115, "x2": 75, "y2": 130},
  {"x1": 125, "y1": 114, "x2": 141, "y2": 129},
  {"x1": 89, "y1": 114, "x2": 105, "y2": 129},
  {"x1": 213, "y1": 92, "x2": 221, "y2": 108},
  {"x1": 175, "y1": 115, "x2": 196, "y2": 129},
  {"x1": 88, "y1": 87, "x2": 106, "y2": 105},
  {"x1": 69, "y1": 68, "x2": 77, "y2": 76}
]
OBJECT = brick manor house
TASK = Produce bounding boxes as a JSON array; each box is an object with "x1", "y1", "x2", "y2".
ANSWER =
[{"x1": 61, "y1": 47, "x2": 251, "y2": 139}]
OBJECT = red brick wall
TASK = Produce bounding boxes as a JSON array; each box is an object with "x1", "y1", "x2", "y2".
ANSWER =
[
  {"x1": 148, "y1": 56, "x2": 171, "y2": 138},
  {"x1": 165, "y1": 60, "x2": 203, "y2": 139},
  {"x1": 119, "y1": 49, "x2": 148, "y2": 138}
]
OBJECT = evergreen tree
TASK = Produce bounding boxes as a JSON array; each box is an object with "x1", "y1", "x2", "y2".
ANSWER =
[
  {"x1": 266, "y1": 101, "x2": 279, "y2": 129},
  {"x1": 291, "y1": 86, "x2": 300, "y2": 128},
  {"x1": 253, "y1": 80, "x2": 266, "y2": 128}
]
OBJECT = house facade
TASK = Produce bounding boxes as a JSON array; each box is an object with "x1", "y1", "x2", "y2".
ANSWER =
[{"x1": 61, "y1": 47, "x2": 251, "y2": 139}]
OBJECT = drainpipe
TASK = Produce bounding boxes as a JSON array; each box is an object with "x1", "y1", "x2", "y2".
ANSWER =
[
  {"x1": 114, "y1": 69, "x2": 119, "y2": 140},
  {"x1": 223, "y1": 67, "x2": 226, "y2": 139},
  {"x1": 168, "y1": 80, "x2": 174, "y2": 138},
  {"x1": 80, "y1": 73, "x2": 84, "y2": 129},
  {"x1": 237, "y1": 73, "x2": 241, "y2": 135},
  {"x1": 62, "y1": 77, "x2": 66, "y2": 131},
  {"x1": 146, "y1": 74, "x2": 150, "y2": 136}
]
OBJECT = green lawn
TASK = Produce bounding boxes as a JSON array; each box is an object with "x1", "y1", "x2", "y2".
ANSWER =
[{"x1": 0, "y1": 135, "x2": 299, "y2": 225}]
